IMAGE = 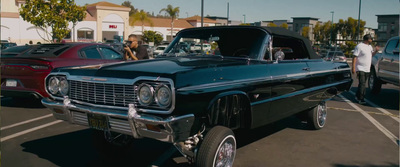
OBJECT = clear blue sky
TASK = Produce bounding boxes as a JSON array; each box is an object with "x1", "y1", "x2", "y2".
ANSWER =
[{"x1": 77, "y1": 0, "x2": 399, "y2": 29}]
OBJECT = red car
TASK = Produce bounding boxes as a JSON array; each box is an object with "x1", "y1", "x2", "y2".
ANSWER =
[{"x1": 1, "y1": 43, "x2": 124, "y2": 99}]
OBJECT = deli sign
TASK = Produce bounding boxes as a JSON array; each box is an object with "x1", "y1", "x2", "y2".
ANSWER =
[{"x1": 109, "y1": 25, "x2": 117, "y2": 29}]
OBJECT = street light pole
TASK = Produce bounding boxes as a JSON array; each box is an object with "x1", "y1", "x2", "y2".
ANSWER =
[
  {"x1": 201, "y1": 0, "x2": 204, "y2": 27},
  {"x1": 357, "y1": 0, "x2": 362, "y2": 42},
  {"x1": 330, "y1": 11, "x2": 334, "y2": 46},
  {"x1": 227, "y1": 2, "x2": 229, "y2": 25}
]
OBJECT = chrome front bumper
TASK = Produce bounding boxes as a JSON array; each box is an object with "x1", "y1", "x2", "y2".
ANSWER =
[{"x1": 41, "y1": 98, "x2": 195, "y2": 143}]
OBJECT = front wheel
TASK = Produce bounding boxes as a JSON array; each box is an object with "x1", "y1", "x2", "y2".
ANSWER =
[
  {"x1": 307, "y1": 101, "x2": 327, "y2": 130},
  {"x1": 196, "y1": 126, "x2": 236, "y2": 167},
  {"x1": 369, "y1": 68, "x2": 382, "y2": 94}
]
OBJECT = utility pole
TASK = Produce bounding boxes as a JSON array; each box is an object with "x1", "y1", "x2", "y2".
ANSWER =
[
  {"x1": 227, "y1": 2, "x2": 229, "y2": 25},
  {"x1": 357, "y1": 0, "x2": 362, "y2": 42},
  {"x1": 330, "y1": 11, "x2": 334, "y2": 46},
  {"x1": 243, "y1": 14, "x2": 246, "y2": 24},
  {"x1": 201, "y1": 0, "x2": 204, "y2": 27}
]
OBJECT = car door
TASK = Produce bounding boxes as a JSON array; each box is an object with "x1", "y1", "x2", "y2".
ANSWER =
[
  {"x1": 379, "y1": 38, "x2": 399, "y2": 84},
  {"x1": 265, "y1": 60, "x2": 311, "y2": 124}
]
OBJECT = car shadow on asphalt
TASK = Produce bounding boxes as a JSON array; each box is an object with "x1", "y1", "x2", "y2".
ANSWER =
[
  {"x1": 1, "y1": 97, "x2": 45, "y2": 109},
  {"x1": 333, "y1": 163, "x2": 399, "y2": 167},
  {"x1": 18, "y1": 116, "x2": 310, "y2": 167},
  {"x1": 235, "y1": 115, "x2": 309, "y2": 149},
  {"x1": 20, "y1": 129, "x2": 176, "y2": 167}
]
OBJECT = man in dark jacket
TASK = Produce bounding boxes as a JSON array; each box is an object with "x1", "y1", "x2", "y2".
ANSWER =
[{"x1": 123, "y1": 34, "x2": 149, "y2": 60}]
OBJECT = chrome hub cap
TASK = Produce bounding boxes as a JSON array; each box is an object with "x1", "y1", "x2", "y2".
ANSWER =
[
  {"x1": 317, "y1": 102, "x2": 327, "y2": 127},
  {"x1": 214, "y1": 135, "x2": 236, "y2": 167}
]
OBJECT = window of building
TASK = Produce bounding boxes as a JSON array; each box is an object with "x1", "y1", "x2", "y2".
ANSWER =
[
  {"x1": 78, "y1": 30, "x2": 94, "y2": 39},
  {"x1": 378, "y1": 23, "x2": 387, "y2": 31}
]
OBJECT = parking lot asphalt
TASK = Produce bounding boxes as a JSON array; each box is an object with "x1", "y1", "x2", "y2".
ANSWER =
[{"x1": 1, "y1": 80, "x2": 398, "y2": 167}]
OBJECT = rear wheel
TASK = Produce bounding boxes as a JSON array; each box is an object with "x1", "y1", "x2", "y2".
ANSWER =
[
  {"x1": 369, "y1": 68, "x2": 382, "y2": 94},
  {"x1": 307, "y1": 101, "x2": 327, "y2": 130},
  {"x1": 196, "y1": 126, "x2": 236, "y2": 167}
]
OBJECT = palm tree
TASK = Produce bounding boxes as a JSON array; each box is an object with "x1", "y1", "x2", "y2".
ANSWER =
[
  {"x1": 159, "y1": 5, "x2": 180, "y2": 41},
  {"x1": 130, "y1": 10, "x2": 153, "y2": 34}
]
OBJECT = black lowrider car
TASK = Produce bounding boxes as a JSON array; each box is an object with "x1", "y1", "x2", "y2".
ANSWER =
[{"x1": 42, "y1": 26, "x2": 352, "y2": 166}]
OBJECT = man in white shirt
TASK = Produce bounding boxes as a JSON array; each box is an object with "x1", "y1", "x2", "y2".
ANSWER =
[{"x1": 352, "y1": 34, "x2": 379, "y2": 104}]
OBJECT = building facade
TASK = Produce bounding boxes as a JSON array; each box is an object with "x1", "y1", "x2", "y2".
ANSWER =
[
  {"x1": 292, "y1": 17, "x2": 319, "y2": 42},
  {"x1": 376, "y1": 14, "x2": 399, "y2": 46}
]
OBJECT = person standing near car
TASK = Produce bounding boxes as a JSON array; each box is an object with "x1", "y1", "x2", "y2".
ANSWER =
[
  {"x1": 123, "y1": 34, "x2": 149, "y2": 60},
  {"x1": 352, "y1": 34, "x2": 380, "y2": 104}
]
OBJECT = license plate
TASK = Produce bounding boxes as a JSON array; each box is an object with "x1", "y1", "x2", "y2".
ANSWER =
[
  {"x1": 6, "y1": 79, "x2": 17, "y2": 87},
  {"x1": 87, "y1": 114, "x2": 109, "y2": 131}
]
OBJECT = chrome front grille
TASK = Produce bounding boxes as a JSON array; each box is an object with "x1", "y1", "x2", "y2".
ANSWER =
[{"x1": 69, "y1": 80, "x2": 136, "y2": 107}]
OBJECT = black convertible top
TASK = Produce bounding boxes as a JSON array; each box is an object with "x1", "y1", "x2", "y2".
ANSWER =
[
  {"x1": 179, "y1": 26, "x2": 319, "y2": 59},
  {"x1": 262, "y1": 26, "x2": 319, "y2": 59}
]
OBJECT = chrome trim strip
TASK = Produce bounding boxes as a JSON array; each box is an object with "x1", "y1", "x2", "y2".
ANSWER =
[
  {"x1": 178, "y1": 68, "x2": 351, "y2": 92},
  {"x1": 177, "y1": 76, "x2": 274, "y2": 92},
  {"x1": 251, "y1": 79, "x2": 351, "y2": 105}
]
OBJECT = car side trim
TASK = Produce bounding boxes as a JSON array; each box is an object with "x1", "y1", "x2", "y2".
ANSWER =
[
  {"x1": 177, "y1": 68, "x2": 350, "y2": 91},
  {"x1": 251, "y1": 79, "x2": 351, "y2": 106}
]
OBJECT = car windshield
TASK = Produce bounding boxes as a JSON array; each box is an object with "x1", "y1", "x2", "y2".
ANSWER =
[{"x1": 163, "y1": 27, "x2": 267, "y2": 59}]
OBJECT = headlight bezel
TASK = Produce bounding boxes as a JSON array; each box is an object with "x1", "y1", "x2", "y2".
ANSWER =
[
  {"x1": 134, "y1": 80, "x2": 175, "y2": 112},
  {"x1": 46, "y1": 75, "x2": 69, "y2": 98},
  {"x1": 137, "y1": 83, "x2": 155, "y2": 106},
  {"x1": 47, "y1": 76, "x2": 60, "y2": 95},
  {"x1": 155, "y1": 84, "x2": 172, "y2": 108}
]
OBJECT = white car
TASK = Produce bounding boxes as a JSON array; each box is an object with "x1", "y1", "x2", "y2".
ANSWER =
[
  {"x1": 191, "y1": 44, "x2": 211, "y2": 52},
  {"x1": 153, "y1": 45, "x2": 168, "y2": 56}
]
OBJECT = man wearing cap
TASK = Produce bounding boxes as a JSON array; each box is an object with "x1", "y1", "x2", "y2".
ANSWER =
[{"x1": 352, "y1": 34, "x2": 379, "y2": 104}]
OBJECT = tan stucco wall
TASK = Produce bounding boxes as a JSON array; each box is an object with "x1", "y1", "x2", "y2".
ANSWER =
[
  {"x1": 1, "y1": 0, "x2": 20, "y2": 13},
  {"x1": 95, "y1": 9, "x2": 130, "y2": 42}
]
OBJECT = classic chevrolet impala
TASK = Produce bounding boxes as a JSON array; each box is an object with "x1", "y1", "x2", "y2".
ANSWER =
[{"x1": 42, "y1": 26, "x2": 352, "y2": 166}]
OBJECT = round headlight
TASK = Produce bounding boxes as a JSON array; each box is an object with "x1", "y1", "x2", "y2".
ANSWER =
[
  {"x1": 155, "y1": 85, "x2": 172, "y2": 108},
  {"x1": 138, "y1": 84, "x2": 154, "y2": 106},
  {"x1": 59, "y1": 77, "x2": 69, "y2": 96},
  {"x1": 48, "y1": 76, "x2": 59, "y2": 95}
]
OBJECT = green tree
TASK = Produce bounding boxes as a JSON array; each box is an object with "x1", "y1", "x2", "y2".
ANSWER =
[
  {"x1": 121, "y1": 1, "x2": 137, "y2": 16},
  {"x1": 142, "y1": 30, "x2": 163, "y2": 45},
  {"x1": 159, "y1": 5, "x2": 180, "y2": 41},
  {"x1": 302, "y1": 26, "x2": 310, "y2": 39},
  {"x1": 130, "y1": 10, "x2": 153, "y2": 34},
  {"x1": 267, "y1": 23, "x2": 277, "y2": 27},
  {"x1": 280, "y1": 23, "x2": 288, "y2": 29},
  {"x1": 20, "y1": 0, "x2": 86, "y2": 43}
]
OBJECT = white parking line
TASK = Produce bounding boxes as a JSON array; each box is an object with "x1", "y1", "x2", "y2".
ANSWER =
[
  {"x1": 339, "y1": 94, "x2": 399, "y2": 145},
  {"x1": 1, "y1": 114, "x2": 53, "y2": 131},
  {"x1": 1, "y1": 120, "x2": 63, "y2": 142},
  {"x1": 349, "y1": 91, "x2": 400, "y2": 123}
]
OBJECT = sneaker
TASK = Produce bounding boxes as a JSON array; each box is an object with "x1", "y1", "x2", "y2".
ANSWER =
[{"x1": 358, "y1": 99, "x2": 366, "y2": 104}]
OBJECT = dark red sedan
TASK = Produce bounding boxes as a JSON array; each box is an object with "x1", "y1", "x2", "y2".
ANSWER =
[{"x1": 1, "y1": 43, "x2": 124, "y2": 99}]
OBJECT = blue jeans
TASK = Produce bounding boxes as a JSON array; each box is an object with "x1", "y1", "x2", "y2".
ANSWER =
[{"x1": 356, "y1": 71, "x2": 370, "y2": 100}]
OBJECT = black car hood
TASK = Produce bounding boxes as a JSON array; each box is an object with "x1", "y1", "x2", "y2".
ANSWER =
[{"x1": 68, "y1": 57, "x2": 252, "y2": 75}]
